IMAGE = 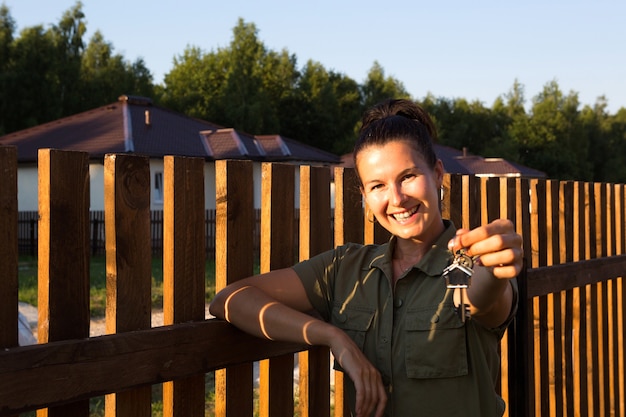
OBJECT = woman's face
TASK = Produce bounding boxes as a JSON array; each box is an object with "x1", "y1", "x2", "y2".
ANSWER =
[{"x1": 357, "y1": 140, "x2": 444, "y2": 244}]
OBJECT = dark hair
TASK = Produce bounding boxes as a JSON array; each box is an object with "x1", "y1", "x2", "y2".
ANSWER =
[{"x1": 353, "y1": 99, "x2": 438, "y2": 179}]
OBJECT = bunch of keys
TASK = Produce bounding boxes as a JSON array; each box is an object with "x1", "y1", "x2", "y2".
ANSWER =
[{"x1": 442, "y1": 248, "x2": 475, "y2": 322}]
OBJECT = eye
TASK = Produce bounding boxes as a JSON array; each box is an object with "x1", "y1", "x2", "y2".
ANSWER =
[
  {"x1": 367, "y1": 183, "x2": 384, "y2": 192},
  {"x1": 402, "y1": 173, "x2": 416, "y2": 182}
]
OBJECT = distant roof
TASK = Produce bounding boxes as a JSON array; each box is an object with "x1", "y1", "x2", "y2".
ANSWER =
[
  {"x1": 341, "y1": 144, "x2": 546, "y2": 178},
  {"x1": 0, "y1": 95, "x2": 340, "y2": 165}
]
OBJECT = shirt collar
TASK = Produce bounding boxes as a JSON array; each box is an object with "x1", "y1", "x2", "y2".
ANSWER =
[{"x1": 368, "y1": 220, "x2": 457, "y2": 277}]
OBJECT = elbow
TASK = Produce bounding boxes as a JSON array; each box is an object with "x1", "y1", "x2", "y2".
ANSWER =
[{"x1": 209, "y1": 290, "x2": 227, "y2": 320}]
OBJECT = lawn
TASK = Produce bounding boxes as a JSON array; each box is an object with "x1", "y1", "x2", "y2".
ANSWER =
[
  {"x1": 17, "y1": 255, "x2": 218, "y2": 416},
  {"x1": 18, "y1": 255, "x2": 217, "y2": 318}
]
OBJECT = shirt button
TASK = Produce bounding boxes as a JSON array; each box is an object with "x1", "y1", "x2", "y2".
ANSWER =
[
  {"x1": 381, "y1": 337, "x2": 388, "y2": 344},
  {"x1": 394, "y1": 298, "x2": 403, "y2": 308}
]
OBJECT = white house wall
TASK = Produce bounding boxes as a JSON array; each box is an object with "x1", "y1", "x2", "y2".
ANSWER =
[
  {"x1": 17, "y1": 165, "x2": 37, "y2": 211},
  {"x1": 17, "y1": 160, "x2": 310, "y2": 212}
]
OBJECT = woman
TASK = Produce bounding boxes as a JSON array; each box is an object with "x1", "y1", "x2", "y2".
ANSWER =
[{"x1": 209, "y1": 98, "x2": 523, "y2": 417}]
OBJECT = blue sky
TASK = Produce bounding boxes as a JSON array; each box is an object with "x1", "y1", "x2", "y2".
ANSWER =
[{"x1": 3, "y1": 0, "x2": 625, "y2": 113}]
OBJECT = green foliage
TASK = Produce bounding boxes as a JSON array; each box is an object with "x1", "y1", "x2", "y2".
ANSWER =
[
  {"x1": 1, "y1": 3, "x2": 626, "y2": 182},
  {"x1": 0, "y1": 1, "x2": 153, "y2": 134}
]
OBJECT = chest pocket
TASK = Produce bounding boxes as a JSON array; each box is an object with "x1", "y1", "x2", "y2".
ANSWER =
[
  {"x1": 331, "y1": 305, "x2": 375, "y2": 349},
  {"x1": 405, "y1": 304, "x2": 468, "y2": 379},
  {"x1": 330, "y1": 305, "x2": 375, "y2": 373}
]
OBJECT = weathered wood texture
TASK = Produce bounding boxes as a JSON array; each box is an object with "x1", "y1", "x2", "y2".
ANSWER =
[{"x1": 0, "y1": 146, "x2": 625, "y2": 417}]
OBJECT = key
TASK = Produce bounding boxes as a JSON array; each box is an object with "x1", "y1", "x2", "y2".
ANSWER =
[{"x1": 442, "y1": 249, "x2": 474, "y2": 322}]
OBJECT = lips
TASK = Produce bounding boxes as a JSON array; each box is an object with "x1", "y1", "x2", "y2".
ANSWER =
[{"x1": 391, "y1": 205, "x2": 419, "y2": 221}]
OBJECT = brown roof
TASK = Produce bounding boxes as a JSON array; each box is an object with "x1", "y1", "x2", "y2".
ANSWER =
[
  {"x1": 256, "y1": 135, "x2": 341, "y2": 163},
  {"x1": 340, "y1": 144, "x2": 545, "y2": 178},
  {"x1": 0, "y1": 95, "x2": 340, "y2": 165}
]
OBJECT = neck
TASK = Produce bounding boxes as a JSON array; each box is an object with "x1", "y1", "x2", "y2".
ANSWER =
[{"x1": 393, "y1": 219, "x2": 446, "y2": 263}]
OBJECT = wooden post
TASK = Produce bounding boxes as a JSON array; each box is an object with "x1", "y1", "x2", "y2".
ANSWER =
[
  {"x1": 214, "y1": 160, "x2": 255, "y2": 417},
  {"x1": 162, "y1": 156, "x2": 206, "y2": 417},
  {"x1": 507, "y1": 177, "x2": 533, "y2": 417},
  {"x1": 103, "y1": 154, "x2": 152, "y2": 417},
  {"x1": 258, "y1": 162, "x2": 296, "y2": 417},
  {"x1": 298, "y1": 165, "x2": 332, "y2": 417},
  {"x1": 0, "y1": 146, "x2": 18, "y2": 351},
  {"x1": 37, "y1": 149, "x2": 90, "y2": 417},
  {"x1": 332, "y1": 167, "x2": 363, "y2": 417},
  {"x1": 0, "y1": 144, "x2": 19, "y2": 417}
]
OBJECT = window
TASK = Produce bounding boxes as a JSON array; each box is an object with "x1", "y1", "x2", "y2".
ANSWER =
[{"x1": 154, "y1": 172, "x2": 163, "y2": 203}]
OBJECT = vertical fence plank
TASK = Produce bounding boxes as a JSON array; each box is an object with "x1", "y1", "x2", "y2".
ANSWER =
[
  {"x1": 548, "y1": 180, "x2": 565, "y2": 417},
  {"x1": 616, "y1": 184, "x2": 625, "y2": 416},
  {"x1": 596, "y1": 182, "x2": 609, "y2": 417},
  {"x1": 560, "y1": 181, "x2": 575, "y2": 417},
  {"x1": 606, "y1": 183, "x2": 619, "y2": 417},
  {"x1": 0, "y1": 145, "x2": 19, "y2": 417},
  {"x1": 528, "y1": 178, "x2": 542, "y2": 417},
  {"x1": 298, "y1": 165, "x2": 332, "y2": 417},
  {"x1": 507, "y1": 177, "x2": 532, "y2": 417},
  {"x1": 37, "y1": 149, "x2": 90, "y2": 417},
  {"x1": 573, "y1": 181, "x2": 588, "y2": 417},
  {"x1": 162, "y1": 156, "x2": 206, "y2": 417},
  {"x1": 259, "y1": 162, "x2": 296, "y2": 417},
  {"x1": 103, "y1": 154, "x2": 152, "y2": 417},
  {"x1": 332, "y1": 167, "x2": 363, "y2": 417},
  {"x1": 214, "y1": 160, "x2": 255, "y2": 417},
  {"x1": 0, "y1": 146, "x2": 18, "y2": 351},
  {"x1": 443, "y1": 173, "x2": 462, "y2": 227}
]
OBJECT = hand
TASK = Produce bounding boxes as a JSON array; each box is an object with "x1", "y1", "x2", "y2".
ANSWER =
[
  {"x1": 449, "y1": 219, "x2": 523, "y2": 280},
  {"x1": 329, "y1": 329, "x2": 387, "y2": 417}
]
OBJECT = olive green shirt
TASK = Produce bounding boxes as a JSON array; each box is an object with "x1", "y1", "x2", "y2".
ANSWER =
[{"x1": 293, "y1": 221, "x2": 517, "y2": 417}]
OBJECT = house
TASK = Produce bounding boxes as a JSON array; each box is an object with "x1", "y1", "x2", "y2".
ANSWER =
[
  {"x1": 0, "y1": 95, "x2": 341, "y2": 211},
  {"x1": 340, "y1": 145, "x2": 545, "y2": 178}
]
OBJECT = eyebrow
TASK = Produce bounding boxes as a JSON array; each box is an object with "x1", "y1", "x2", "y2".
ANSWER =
[{"x1": 363, "y1": 166, "x2": 420, "y2": 187}]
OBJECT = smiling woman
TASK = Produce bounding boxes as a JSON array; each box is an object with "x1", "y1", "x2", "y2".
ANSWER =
[{"x1": 210, "y1": 98, "x2": 524, "y2": 417}]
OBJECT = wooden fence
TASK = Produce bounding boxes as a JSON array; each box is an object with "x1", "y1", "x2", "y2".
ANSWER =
[
  {"x1": 0, "y1": 146, "x2": 625, "y2": 416},
  {"x1": 17, "y1": 209, "x2": 265, "y2": 259}
]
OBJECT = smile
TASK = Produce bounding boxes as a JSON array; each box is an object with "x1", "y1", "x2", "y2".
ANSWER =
[{"x1": 391, "y1": 205, "x2": 419, "y2": 221}]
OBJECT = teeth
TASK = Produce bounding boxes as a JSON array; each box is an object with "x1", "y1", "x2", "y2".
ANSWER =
[{"x1": 392, "y1": 206, "x2": 418, "y2": 220}]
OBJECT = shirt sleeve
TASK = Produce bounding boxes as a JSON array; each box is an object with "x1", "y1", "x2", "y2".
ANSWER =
[{"x1": 291, "y1": 247, "x2": 340, "y2": 322}]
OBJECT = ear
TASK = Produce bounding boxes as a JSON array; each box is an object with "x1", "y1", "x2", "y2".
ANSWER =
[{"x1": 434, "y1": 159, "x2": 444, "y2": 188}]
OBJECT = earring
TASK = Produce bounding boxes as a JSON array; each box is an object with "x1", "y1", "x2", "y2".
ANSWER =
[
  {"x1": 440, "y1": 186, "x2": 444, "y2": 201},
  {"x1": 366, "y1": 207, "x2": 377, "y2": 223}
]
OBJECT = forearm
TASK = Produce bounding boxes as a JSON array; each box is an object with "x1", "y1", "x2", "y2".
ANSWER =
[
  {"x1": 210, "y1": 284, "x2": 337, "y2": 346},
  {"x1": 467, "y1": 266, "x2": 513, "y2": 328}
]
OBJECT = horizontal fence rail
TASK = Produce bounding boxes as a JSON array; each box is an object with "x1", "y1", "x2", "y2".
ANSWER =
[{"x1": 0, "y1": 145, "x2": 625, "y2": 416}]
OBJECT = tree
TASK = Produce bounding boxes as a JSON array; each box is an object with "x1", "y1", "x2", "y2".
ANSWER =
[
  {"x1": 79, "y1": 31, "x2": 154, "y2": 109},
  {"x1": 513, "y1": 80, "x2": 590, "y2": 180},
  {"x1": 8, "y1": 25, "x2": 60, "y2": 128},
  {"x1": 0, "y1": 4, "x2": 16, "y2": 134},
  {"x1": 51, "y1": 1, "x2": 86, "y2": 115},
  {"x1": 278, "y1": 60, "x2": 361, "y2": 154},
  {"x1": 161, "y1": 19, "x2": 298, "y2": 134},
  {"x1": 361, "y1": 61, "x2": 410, "y2": 110}
]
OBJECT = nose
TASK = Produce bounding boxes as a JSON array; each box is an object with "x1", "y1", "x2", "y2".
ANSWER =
[{"x1": 390, "y1": 183, "x2": 407, "y2": 206}]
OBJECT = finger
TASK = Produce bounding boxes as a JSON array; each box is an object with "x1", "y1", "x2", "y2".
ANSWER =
[
  {"x1": 373, "y1": 382, "x2": 388, "y2": 417},
  {"x1": 469, "y1": 232, "x2": 522, "y2": 259},
  {"x1": 454, "y1": 219, "x2": 515, "y2": 250},
  {"x1": 353, "y1": 367, "x2": 378, "y2": 417},
  {"x1": 363, "y1": 369, "x2": 383, "y2": 417}
]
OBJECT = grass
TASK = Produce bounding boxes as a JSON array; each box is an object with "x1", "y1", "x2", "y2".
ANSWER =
[
  {"x1": 18, "y1": 255, "x2": 217, "y2": 318},
  {"x1": 17, "y1": 254, "x2": 218, "y2": 416}
]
